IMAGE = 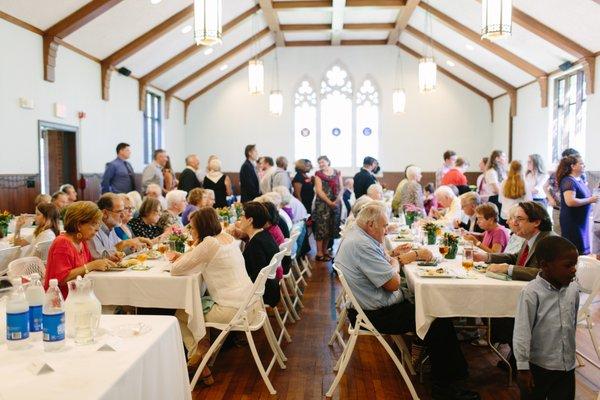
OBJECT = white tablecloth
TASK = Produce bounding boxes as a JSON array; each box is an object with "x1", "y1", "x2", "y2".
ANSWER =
[
  {"x1": 404, "y1": 260, "x2": 527, "y2": 339},
  {"x1": 0, "y1": 313, "x2": 191, "y2": 400},
  {"x1": 87, "y1": 258, "x2": 206, "y2": 342}
]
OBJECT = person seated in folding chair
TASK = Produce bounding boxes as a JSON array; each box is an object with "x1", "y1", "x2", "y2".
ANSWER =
[{"x1": 336, "y1": 203, "x2": 479, "y2": 400}]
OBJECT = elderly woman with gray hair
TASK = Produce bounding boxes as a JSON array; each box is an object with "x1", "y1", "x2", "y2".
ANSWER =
[
  {"x1": 431, "y1": 185, "x2": 461, "y2": 226},
  {"x1": 398, "y1": 165, "x2": 424, "y2": 212},
  {"x1": 157, "y1": 189, "x2": 188, "y2": 230}
]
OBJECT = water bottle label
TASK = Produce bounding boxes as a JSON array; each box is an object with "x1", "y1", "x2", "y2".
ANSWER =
[
  {"x1": 29, "y1": 305, "x2": 43, "y2": 332},
  {"x1": 43, "y1": 312, "x2": 65, "y2": 342},
  {"x1": 7, "y1": 311, "x2": 30, "y2": 341}
]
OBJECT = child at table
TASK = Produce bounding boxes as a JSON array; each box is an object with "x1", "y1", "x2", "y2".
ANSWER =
[{"x1": 513, "y1": 236, "x2": 579, "y2": 400}]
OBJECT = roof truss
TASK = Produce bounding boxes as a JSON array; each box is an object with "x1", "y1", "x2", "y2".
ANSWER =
[
  {"x1": 258, "y1": 0, "x2": 285, "y2": 46},
  {"x1": 387, "y1": 0, "x2": 419, "y2": 44}
]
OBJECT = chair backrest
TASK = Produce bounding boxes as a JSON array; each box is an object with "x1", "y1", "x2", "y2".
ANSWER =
[
  {"x1": 7, "y1": 257, "x2": 46, "y2": 280},
  {"x1": 35, "y1": 239, "x2": 54, "y2": 262},
  {"x1": 279, "y1": 231, "x2": 300, "y2": 257},
  {"x1": 229, "y1": 261, "x2": 277, "y2": 326},
  {"x1": 333, "y1": 263, "x2": 372, "y2": 327},
  {"x1": 0, "y1": 247, "x2": 21, "y2": 276},
  {"x1": 577, "y1": 256, "x2": 600, "y2": 319},
  {"x1": 268, "y1": 249, "x2": 287, "y2": 279},
  {"x1": 291, "y1": 221, "x2": 306, "y2": 256}
]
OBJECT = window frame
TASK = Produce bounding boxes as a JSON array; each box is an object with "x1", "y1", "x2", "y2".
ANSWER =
[{"x1": 143, "y1": 91, "x2": 163, "y2": 165}]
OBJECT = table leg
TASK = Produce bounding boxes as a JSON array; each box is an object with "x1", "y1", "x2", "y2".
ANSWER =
[{"x1": 486, "y1": 318, "x2": 512, "y2": 386}]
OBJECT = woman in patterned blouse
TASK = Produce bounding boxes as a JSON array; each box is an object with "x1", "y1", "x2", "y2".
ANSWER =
[{"x1": 128, "y1": 197, "x2": 164, "y2": 240}]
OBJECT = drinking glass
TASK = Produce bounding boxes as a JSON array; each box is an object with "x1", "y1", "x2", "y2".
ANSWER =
[
  {"x1": 438, "y1": 238, "x2": 449, "y2": 257},
  {"x1": 462, "y1": 243, "x2": 474, "y2": 271}
]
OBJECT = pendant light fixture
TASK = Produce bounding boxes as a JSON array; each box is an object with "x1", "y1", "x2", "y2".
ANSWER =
[
  {"x1": 193, "y1": 0, "x2": 222, "y2": 46},
  {"x1": 481, "y1": 0, "x2": 512, "y2": 40},
  {"x1": 392, "y1": 50, "x2": 406, "y2": 114},
  {"x1": 248, "y1": 14, "x2": 264, "y2": 95},
  {"x1": 418, "y1": 3, "x2": 436, "y2": 93},
  {"x1": 269, "y1": 49, "x2": 283, "y2": 116}
]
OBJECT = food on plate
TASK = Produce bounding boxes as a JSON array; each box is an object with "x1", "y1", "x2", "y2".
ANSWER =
[
  {"x1": 144, "y1": 250, "x2": 162, "y2": 259},
  {"x1": 118, "y1": 259, "x2": 141, "y2": 268}
]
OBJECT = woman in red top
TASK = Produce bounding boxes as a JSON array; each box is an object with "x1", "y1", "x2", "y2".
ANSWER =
[{"x1": 44, "y1": 201, "x2": 115, "y2": 298}]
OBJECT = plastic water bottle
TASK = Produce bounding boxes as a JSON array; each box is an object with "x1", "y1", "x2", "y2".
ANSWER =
[
  {"x1": 43, "y1": 279, "x2": 65, "y2": 352},
  {"x1": 26, "y1": 273, "x2": 45, "y2": 341},
  {"x1": 6, "y1": 278, "x2": 30, "y2": 350}
]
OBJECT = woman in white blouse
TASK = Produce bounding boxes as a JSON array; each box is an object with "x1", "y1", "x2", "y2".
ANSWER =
[
  {"x1": 169, "y1": 206, "x2": 254, "y2": 385},
  {"x1": 12, "y1": 203, "x2": 60, "y2": 257},
  {"x1": 525, "y1": 153, "x2": 549, "y2": 206},
  {"x1": 484, "y1": 150, "x2": 508, "y2": 214}
]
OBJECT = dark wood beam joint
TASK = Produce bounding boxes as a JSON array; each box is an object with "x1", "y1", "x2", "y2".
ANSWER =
[
  {"x1": 508, "y1": 90, "x2": 517, "y2": 117},
  {"x1": 101, "y1": 62, "x2": 112, "y2": 101},
  {"x1": 43, "y1": 36, "x2": 60, "y2": 82},
  {"x1": 582, "y1": 56, "x2": 596, "y2": 95},
  {"x1": 165, "y1": 94, "x2": 173, "y2": 119},
  {"x1": 488, "y1": 98, "x2": 494, "y2": 123},
  {"x1": 537, "y1": 76, "x2": 549, "y2": 108},
  {"x1": 138, "y1": 81, "x2": 147, "y2": 111}
]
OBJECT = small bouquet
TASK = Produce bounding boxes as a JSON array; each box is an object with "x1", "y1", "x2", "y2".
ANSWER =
[
  {"x1": 422, "y1": 220, "x2": 442, "y2": 245},
  {"x1": 403, "y1": 204, "x2": 422, "y2": 227},
  {"x1": 233, "y1": 202, "x2": 244, "y2": 219},
  {"x1": 168, "y1": 226, "x2": 188, "y2": 253},
  {"x1": 0, "y1": 210, "x2": 13, "y2": 237},
  {"x1": 442, "y1": 232, "x2": 459, "y2": 247}
]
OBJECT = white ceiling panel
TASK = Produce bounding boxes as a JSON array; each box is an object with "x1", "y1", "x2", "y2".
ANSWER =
[
  {"x1": 224, "y1": 0, "x2": 257, "y2": 23},
  {"x1": 343, "y1": 7, "x2": 399, "y2": 24},
  {"x1": 284, "y1": 31, "x2": 331, "y2": 41},
  {"x1": 277, "y1": 9, "x2": 331, "y2": 24},
  {"x1": 175, "y1": 36, "x2": 275, "y2": 99},
  {"x1": 0, "y1": 0, "x2": 90, "y2": 30},
  {"x1": 422, "y1": 0, "x2": 576, "y2": 71},
  {"x1": 152, "y1": 17, "x2": 268, "y2": 90},
  {"x1": 400, "y1": 35, "x2": 505, "y2": 98},
  {"x1": 65, "y1": 0, "x2": 192, "y2": 60},
  {"x1": 340, "y1": 30, "x2": 388, "y2": 40},
  {"x1": 513, "y1": 0, "x2": 600, "y2": 53},
  {"x1": 408, "y1": 9, "x2": 532, "y2": 87}
]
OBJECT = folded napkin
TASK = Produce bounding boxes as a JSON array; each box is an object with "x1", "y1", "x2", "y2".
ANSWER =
[{"x1": 485, "y1": 271, "x2": 512, "y2": 281}]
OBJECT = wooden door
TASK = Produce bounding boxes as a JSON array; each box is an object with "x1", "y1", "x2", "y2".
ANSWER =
[{"x1": 40, "y1": 129, "x2": 77, "y2": 194}]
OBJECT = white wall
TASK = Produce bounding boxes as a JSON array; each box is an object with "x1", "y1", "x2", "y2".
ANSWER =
[
  {"x1": 492, "y1": 55, "x2": 600, "y2": 170},
  {"x1": 0, "y1": 19, "x2": 186, "y2": 175},
  {"x1": 186, "y1": 46, "x2": 494, "y2": 174}
]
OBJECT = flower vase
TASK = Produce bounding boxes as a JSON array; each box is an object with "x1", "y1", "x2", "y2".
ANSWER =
[
  {"x1": 175, "y1": 241, "x2": 185, "y2": 253},
  {"x1": 0, "y1": 224, "x2": 8, "y2": 237},
  {"x1": 445, "y1": 245, "x2": 458, "y2": 259},
  {"x1": 405, "y1": 212, "x2": 415, "y2": 228},
  {"x1": 426, "y1": 231, "x2": 436, "y2": 245}
]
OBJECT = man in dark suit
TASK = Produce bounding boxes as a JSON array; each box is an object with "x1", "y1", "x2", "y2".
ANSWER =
[
  {"x1": 353, "y1": 156, "x2": 379, "y2": 199},
  {"x1": 475, "y1": 201, "x2": 555, "y2": 281},
  {"x1": 239, "y1": 144, "x2": 260, "y2": 202},
  {"x1": 177, "y1": 154, "x2": 202, "y2": 193},
  {"x1": 455, "y1": 192, "x2": 485, "y2": 234}
]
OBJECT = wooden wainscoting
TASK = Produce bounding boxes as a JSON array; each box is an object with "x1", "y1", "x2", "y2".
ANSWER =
[{"x1": 0, "y1": 175, "x2": 41, "y2": 214}]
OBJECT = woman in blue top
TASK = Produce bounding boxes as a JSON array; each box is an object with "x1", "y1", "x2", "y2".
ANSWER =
[{"x1": 556, "y1": 155, "x2": 598, "y2": 254}]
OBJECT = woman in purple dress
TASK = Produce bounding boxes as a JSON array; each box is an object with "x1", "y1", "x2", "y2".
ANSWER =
[{"x1": 556, "y1": 155, "x2": 598, "y2": 254}]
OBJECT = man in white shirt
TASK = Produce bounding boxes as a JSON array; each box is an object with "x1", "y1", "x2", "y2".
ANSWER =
[
  {"x1": 141, "y1": 149, "x2": 168, "y2": 194},
  {"x1": 432, "y1": 185, "x2": 462, "y2": 226},
  {"x1": 272, "y1": 156, "x2": 292, "y2": 192},
  {"x1": 259, "y1": 157, "x2": 277, "y2": 195}
]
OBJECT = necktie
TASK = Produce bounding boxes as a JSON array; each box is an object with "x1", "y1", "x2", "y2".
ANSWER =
[
  {"x1": 517, "y1": 244, "x2": 529, "y2": 267},
  {"x1": 125, "y1": 161, "x2": 136, "y2": 191}
]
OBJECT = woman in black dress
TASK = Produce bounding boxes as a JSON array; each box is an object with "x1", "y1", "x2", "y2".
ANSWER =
[
  {"x1": 203, "y1": 158, "x2": 232, "y2": 208},
  {"x1": 292, "y1": 159, "x2": 315, "y2": 213},
  {"x1": 238, "y1": 202, "x2": 281, "y2": 308}
]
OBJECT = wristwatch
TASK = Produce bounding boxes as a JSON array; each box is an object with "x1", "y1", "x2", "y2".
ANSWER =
[{"x1": 84, "y1": 264, "x2": 90, "y2": 274}]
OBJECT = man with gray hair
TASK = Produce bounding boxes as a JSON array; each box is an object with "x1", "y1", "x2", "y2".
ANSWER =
[
  {"x1": 178, "y1": 154, "x2": 202, "y2": 193},
  {"x1": 59, "y1": 183, "x2": 77, "y2": 205},
  {"x1": 456, "y1": 192, "x2": 484, "y2": 234},
  {"x1": 142, "y1": 149, "x2": 168, "y2": 194},
  {"x1": 336, "y1": 203, "x2": 476, "y2": 399},
  {"x1": 145, "y1": 183, "x2": 167, "y2": 210},
  {"x1": 433, "y1": 185, "x2": 462, "y2": 226},
  {"x1": 272, "y1": 156, "x2": 292, "y2": 192},
  {"x1": 158, "y1": 189, "x2": 187, "y2": 229}
]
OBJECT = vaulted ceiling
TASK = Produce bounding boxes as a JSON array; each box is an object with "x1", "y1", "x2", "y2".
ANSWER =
[{"x1": 1, "y1": 0, "x2": 599, "y2": 118}]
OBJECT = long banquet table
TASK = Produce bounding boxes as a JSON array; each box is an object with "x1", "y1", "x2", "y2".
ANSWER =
[
  {"x1": 0, "y1": 309, "x2": 191, "y2": 400},
  {"x1": 87, "y1": 257, "x2": 206, "y2": 343}
]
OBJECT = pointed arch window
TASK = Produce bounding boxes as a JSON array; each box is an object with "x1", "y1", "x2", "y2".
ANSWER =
[
  {"x1": 355, "y1": 79, "x2": 379, "y2": 166},
  {"x1": 320, "y1": 65, "x2": 353, "y2": 167},
  {"x1": 293, "y1": 80, "x2": 317, "y2": 163}
]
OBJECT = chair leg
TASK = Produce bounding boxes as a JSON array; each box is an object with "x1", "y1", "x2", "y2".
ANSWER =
[
  {"x1": 271, "y1": 305, "x2": 292, "y2": 343},
  {"x1": 279, "y1": 292, "x2": 296, "y2": 324},
  {"x1": 246, "y1": 330, "x2": 277, "y2": 395},
  {"x1": 264, "y1": 312, "x2": 287, "y2": 363},
  {"x1": 300, "y1": 255, "x2": 312, "y2": 277},
  {"x1": 587, "y1": 317, "x2": 600, "y2": 360},
  {"x1": 326, "y1": 331, "x2": 358, "y2": 398},
  {"x1": 391, "y1": 335, "x2": 417, "y2": 376},
  {"x1": 208, "y1": 330, "x2": 230, "y2": 367},
  {"x1": 287, "y1": 275, "x2": 305, "y2": 310},
  {"x1": 328, "y1": 307, "x2": 347, "y2": 347},
  {"x1": 281, "y1": 277, "x2": 301, "y2": 321},
  {"x1": 190, "y1": 328, "x2": 230, "y2": 388},
  {"x1": 292, "y1": 259, "x2": 308, "y2": 288},
  {"x1": 374, "y1": 333, "x2": 420, "y2": 400}
]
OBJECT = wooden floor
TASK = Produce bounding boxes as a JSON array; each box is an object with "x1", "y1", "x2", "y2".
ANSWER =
[{"x1": 193, "y1": 258, "x2": 600, "y2": 400}]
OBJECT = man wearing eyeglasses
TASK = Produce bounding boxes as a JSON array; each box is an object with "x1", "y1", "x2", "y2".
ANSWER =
[
  {"x1": 88, "y1": 193, "x2": 151, "y2": 260},
  {"x1": 474, "y1": 201, "x2": 556, "y2": 281}
]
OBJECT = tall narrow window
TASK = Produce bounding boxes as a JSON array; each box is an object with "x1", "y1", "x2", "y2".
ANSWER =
[
  {"x1": 294, "y1": 80, "x2": 317, "y2": 163},
  {"x1": 144, "y1": 91, "x2": 162, "y2": 164},
  {"x1": 320, "y1": 65, "x2": 353, "y2": 167},
  {"x1": 355, "y1": 79, "x2": 379, "y2": 164},
  {"x1": 551, "y1": 70, "x2": 586, "y2": 164}
]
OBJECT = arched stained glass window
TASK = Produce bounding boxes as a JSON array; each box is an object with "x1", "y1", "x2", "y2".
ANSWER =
[
  {"x1": 320, "y1": 65, "x2": 353, "y2": 167},
  {"x1": 293, "y1": 80, "x2": 317, "y2": 163},
  {"x1": 355, "y1": 79, "x2": 379, "y2": 164}
]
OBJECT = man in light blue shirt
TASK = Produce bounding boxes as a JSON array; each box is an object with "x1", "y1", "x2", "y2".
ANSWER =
[
  {"x1": 141, "y1": 149, "x2": 167, "y2": 194},
  {"x1": 513, "y1": 236, "x2": 579, "y2": 400},
  {"x1": 336, "y1": 203, "x2": 478, "y2": 400}
]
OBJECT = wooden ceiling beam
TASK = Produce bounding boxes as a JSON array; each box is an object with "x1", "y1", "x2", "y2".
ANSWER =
[
  {"x1": 258, "y1": 0, "x2": 286, "y2": 47},
  {"x1": 285, "y1": 40, "x2": 332, "y2": 46},
  {"x1": 185, "y1": 45, "x2": 277, "y2": 107},
  {"x1": 387, "y1": 0, "x2": 420, "y2": 44},
  {"x1": 281, "y1": 24, "x2": 332, "y2": 31},
  {"x1": 43, "y1": 0, "x2": 123, "y2": 82},
  {"x1": 273, "y1": 0, "x2": 332, "y2": 8},
  {"x1": 345, "y1": 23, "x2": 396, "y2": 30},
  {"x1": 165, "y1": 27, "x2": 271, "y2": 97},
  {"x1": 285, "y1": 40, "x2": 387, "y2": 46},
  {"x1": 341, "y1": 39, "x2": 387, "y2": 45},
  {"x1": 397, "y1": 43, "x2": 495, "y2": 121},
  {"x1": 139, "y1": 5, "x2": 259, "y2": 86},
  {"x1": 331, "y1": 0, "x2": 346, "y2": 45},
  {"x1": 280, "y1": 23, "x2": 395, "y2": 30},
  {"x1": 272, "y1": 0, "x2": 405, "y2": 8}
]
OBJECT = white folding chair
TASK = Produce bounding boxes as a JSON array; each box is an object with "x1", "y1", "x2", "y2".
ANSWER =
[
  {"x1": 190, "y1": 259, "x2": 286, "y2": 394},
  {"x1": 576, "y1": 255, "x2": 600, "y2": 369},
  {"x1": 7, "y1": 257, "x2": 46, "y2": 280},
  {"x1": 328, "y1": 286, "x2": 348, "y2": 349},
  {"x1": 279, "y1": 233, "x2": 305, "y2": 321},
  {"x1": 0, "y1": 247, "x2": 21, "y2": 276},
  {"x1": 35, "y1": 239, "x2": 54, "y2": 262},
  {"x1": 293, "y1": 220, "x2": 312, "y2": 279},
  {"x1": 326, "y1": 264, "x2": 419, "y2": 399}
]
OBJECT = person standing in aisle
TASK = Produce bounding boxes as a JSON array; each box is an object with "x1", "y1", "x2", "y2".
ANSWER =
[
  {"x1": 353, "y1": 156, "x2": 378, "y2": 199},
  {"x1": 101, "y1": 143, "x2": 136, "y2": 194},
  {"x1": 239, "y1": 144, "x2": 261, "y2": 202}
]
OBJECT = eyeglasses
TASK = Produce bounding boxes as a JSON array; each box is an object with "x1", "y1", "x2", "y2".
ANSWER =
[
  {"x1": 109, "y1": 209, "x2": 125, "y2": 214},
  {"x1": 512, "y1": 216, "x2": 529, "y2": 223},
  {"x1": 124, "y1": 207, "x2": 134, "y2": 212}
]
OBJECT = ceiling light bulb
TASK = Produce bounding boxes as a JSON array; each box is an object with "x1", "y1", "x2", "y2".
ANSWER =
[
  {"x1": 219, "y1": 64, "x2": 228, "y2": 71},
  {"x1": 204, "y1": 47, "x2": 214, "y2": 55},
  {"x1": 181, "y1": 25, "x2": 192, "y2": 34},
  {"x1": 446, "y1": 60, "x2": 456, "y2": 67}
]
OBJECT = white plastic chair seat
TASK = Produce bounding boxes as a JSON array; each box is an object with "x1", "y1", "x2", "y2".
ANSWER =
[
  {"x1": 7, "y1": 256, "x2": 46, "y2": 280},
  {"x1": 205, "y1": 308, "x2": 266, "y2": 332},
  {"x1": 575, "y1": 255, "x2": 600, "y2": 368},
  {"x1": 35, "y1": 239, "x2": 54, "y2": 262},
  {"x1": 0, "y1": 246, "x2": 21, "y2": 276}
]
